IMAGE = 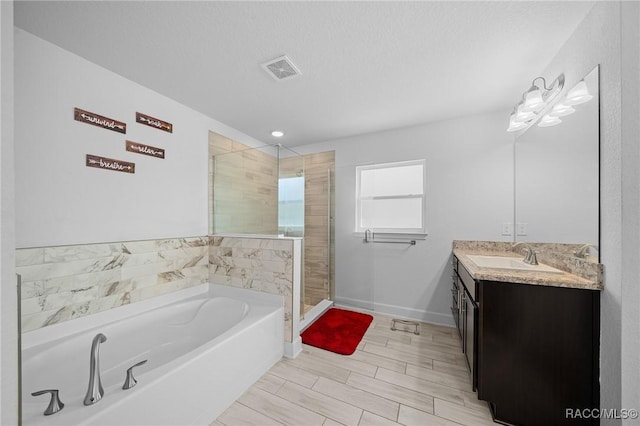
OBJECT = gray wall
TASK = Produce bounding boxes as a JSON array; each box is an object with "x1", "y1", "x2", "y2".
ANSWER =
[
  {"x1": 620, "y1": 1, "x2": 640, "y2": 424},
  {"x1": 294, "y1": 111, "x2": 514, "y2": 325},
  {"x1": 1, "y1": 2, "x2": 18, "y2": 425}
]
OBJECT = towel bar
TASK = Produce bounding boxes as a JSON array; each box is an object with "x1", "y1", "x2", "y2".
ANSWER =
[{"x1": 363, "y1": 229, "x2": 416, "y2": 245}]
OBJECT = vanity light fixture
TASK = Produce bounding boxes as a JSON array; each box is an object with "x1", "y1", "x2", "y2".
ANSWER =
[
  {"x1": 508, "y1": 73, "x2": 594, "y2": 132},
  {"x1": 506, "y1": 73, "x2": 565, "y2": 132},
  {"x1": 271, "y1": 130, "x2": 284, "y2": 138}
]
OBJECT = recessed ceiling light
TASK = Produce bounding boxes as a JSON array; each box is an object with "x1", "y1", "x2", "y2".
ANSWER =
[{"x1": 271, "y1": 131, "x2": 284, "y2": 137}]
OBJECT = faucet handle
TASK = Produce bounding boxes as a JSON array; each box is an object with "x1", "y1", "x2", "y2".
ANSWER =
[
  {"x1": 122, "y1": 359, "x2": 148, "y2": 390},
  {"x1": 31, "y1": 389, "x2": 64, "y2": 416}
]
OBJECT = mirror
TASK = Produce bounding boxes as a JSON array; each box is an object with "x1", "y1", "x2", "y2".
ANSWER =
[{"x1": 514, "y1": 65, "x2": 599, "y2": 260}]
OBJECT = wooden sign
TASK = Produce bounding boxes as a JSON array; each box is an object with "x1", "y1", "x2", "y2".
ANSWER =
[
  {"x1": 136, "y1": 112, "x2": 173, "y2": 133},
  {"x1": 74, "y1": 108, "x2": 126, "y2": 133},
  {"x1": 126, "y1": 140, "x2": 165, "y2": 159},
  {"x1": 86, "y1": 154, "x2": 135, "y2": 174}
]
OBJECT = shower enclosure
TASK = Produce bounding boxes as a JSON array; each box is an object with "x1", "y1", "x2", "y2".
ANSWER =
[{"x1": 209, "y1": 132, "x2": 334, "y2": 321}]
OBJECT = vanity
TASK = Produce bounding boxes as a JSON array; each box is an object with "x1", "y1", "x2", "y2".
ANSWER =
[{"x1": 452, "y1": 240, "x2": 602, "y2": 426}]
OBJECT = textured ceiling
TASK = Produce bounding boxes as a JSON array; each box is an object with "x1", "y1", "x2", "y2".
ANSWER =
[{"x1": 15, "y1": 1, "x2": 595, "y2": 146}]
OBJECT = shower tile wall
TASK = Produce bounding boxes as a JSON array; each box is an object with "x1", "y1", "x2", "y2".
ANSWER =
[
  {"x1": 209, "y1": 235, "x2": 295, "y2": 343},
  {"x1": 303, "y1": 151, "x2": 335, "y2": 306},
  {"x1": 16, "y1": 237, "x2": 209, "y2": 332},
  {"x1": 209, "y1": 132, "x2": 278, "y2": 235}
]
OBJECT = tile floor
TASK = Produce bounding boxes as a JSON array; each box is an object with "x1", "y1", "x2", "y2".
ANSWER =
[{"x1": 211, "y1": 311, "x2": 496, "y2": 426}]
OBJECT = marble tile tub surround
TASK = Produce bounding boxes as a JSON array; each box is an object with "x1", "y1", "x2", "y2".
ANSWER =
[
  {"x1": 17, "y1": 236, "x2": 209, "y2": 332},
  {"x1": 209, "y1": 235, "x2": 298, "y2": 343},
  {"x1": 452, "y1": 240, "x2": 603, "y2": 290}
]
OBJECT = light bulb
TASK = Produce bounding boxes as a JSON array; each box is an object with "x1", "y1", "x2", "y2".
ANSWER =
[
  {"x1": 521, "y1": 87, "x2": 545, "y2": 112},
  {"x1": 271, "y1": 131, "x2": 284, "y2": 137},
  {"x1": 538, "y1": 115, "x2": 562, "y2": 127},
  {"x1": 507, "y1": 113, "x2": 527, "y2": 132},
  {"x1": 564, "y1": 81, "x2": 593, "y2": 105},
  {"x1": 548, "y1": 103, "x2": 575, "y2": 117},
  {"x1": 514, "y1": 104, "x2": 536, "y2": 122}
]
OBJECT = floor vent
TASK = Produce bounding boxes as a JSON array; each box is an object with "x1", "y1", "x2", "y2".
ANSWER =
[
  {"x1": 391, "y1": 319, "x2": 420, "y2": 335},
  {"x1": 261, "y1": 55, "x2": 302, "y2": 81}
]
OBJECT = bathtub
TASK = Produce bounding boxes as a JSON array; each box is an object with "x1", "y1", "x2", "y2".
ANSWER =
[{"x1": 22, "y1": 284, "x2": 284, "y2": 426}]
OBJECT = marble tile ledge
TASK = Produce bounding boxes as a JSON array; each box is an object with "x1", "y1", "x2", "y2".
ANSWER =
[{"x1": 452, "y1": 240, "x2": 603, "y2": 291}]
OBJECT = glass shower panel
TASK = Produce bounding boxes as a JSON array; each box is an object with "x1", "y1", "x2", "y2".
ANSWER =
[
  {"x1": 278, "y1": 177, "x2": 304, "y2": 236},
  {"x1": 210, "y1": 141, "x2": 338, "y2": 323},
  {"x1": 278, "y1": 150, "x2": 305, "y2": 237},
  {"x1": 212, "y1": 146, "x2": 278, "y2": 234}
]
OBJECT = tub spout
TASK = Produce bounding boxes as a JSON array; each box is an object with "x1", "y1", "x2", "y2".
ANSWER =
[{"x1": 84, "y1": 333, "x2": 107, "y2": 406}]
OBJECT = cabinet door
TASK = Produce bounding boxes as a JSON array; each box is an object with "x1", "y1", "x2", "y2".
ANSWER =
[
  {"x1": 477, "y1": 280, "x2": 599, "y2": 425},
  {"x1": 451, "y1": 273, "x2": 462, "y2": 337},
  {"x1": 463, "y1": 289, "x2": 477, "y2": 391}
]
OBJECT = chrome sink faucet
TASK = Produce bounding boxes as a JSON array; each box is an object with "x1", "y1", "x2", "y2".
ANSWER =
[
  {"x1": 574, "y1": 244, "x2": 596, "y2": 259},
  {"x1": 84, "y1": 333, "x2": 107, "y2": 405},
  {"x1": 512, "y1": 242, "x2": 538, "y2": 265}
]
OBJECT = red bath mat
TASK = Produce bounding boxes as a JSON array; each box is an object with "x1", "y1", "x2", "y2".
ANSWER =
[{"x1": 301, "y1": 308, "x2": 373, "y2": 355}]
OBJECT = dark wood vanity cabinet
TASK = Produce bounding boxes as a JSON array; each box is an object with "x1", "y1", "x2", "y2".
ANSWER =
[
  {"x1": 451, "y1": 255, "x2": 600, "y2": 426},
  {"x1": 451, "y1": 257, "x2": 478, "y2": 391}
]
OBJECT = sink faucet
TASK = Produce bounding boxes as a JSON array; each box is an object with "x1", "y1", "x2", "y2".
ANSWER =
[
  {"x1": 574, "y1": 244, "x2": 596, "y2": 259},
  {"x1": 84, "y1": 333, "x2": 107, "y2": 405},
  {"x1": 512, "y1": 242, "x2": 538, "y2": 265}
]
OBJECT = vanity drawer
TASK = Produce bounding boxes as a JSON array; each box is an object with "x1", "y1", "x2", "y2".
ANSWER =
[{"x1": 458, "y1": 262, "x2": 476, "y2": 302}]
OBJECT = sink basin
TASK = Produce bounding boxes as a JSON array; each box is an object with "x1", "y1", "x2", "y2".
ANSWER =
[{"x1": 466, "y1": 255, "x2": 564, "y2": 274}]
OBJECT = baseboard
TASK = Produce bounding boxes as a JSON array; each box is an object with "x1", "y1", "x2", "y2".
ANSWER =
[
  {"x1": 333, "y1": 296, "x2": 455, "y2": 328},
  {"x1": 283, "y1": 336, "x2": 302, "y2": 359}
]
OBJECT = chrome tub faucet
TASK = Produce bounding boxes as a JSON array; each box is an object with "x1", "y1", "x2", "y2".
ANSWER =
[{"x1": 84, "y1": 333, "x2": 107, "y2": 405}]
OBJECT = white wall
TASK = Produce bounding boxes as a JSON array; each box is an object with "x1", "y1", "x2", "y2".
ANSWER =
[
  {"x1": 295, "y1": 111, "x2": 514, "y2": 325},
  {"x1": 620, "y1": 1, "x2": 640, "y2": 423},
  {"x1": 1, "y1": 2, "x2": 18, "y2": 425},
  {"x1": 14, "y1": 29, "x2": 264, "y2": 248}
]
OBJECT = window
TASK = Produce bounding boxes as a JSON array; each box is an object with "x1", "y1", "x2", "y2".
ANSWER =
[
  {"x1": 278, "y1": 176, "x2": 305, "y2": 235},
  {"x1": 356, "y1": 159, "x2": 426, "y2": 233}
]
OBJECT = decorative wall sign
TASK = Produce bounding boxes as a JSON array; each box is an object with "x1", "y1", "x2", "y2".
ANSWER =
[
  {"x1": 136, "y1": 112, "x2": 173, "y2": 133},
  {"x1": 126, "y1": 140, "x2": 165, "y2": 159},
  {"x1": 74, "y1": 108, "x2": 126, "y2": 133},
  {"x1": 86, "y1": 154, "x2": 135, "y2": 174}
]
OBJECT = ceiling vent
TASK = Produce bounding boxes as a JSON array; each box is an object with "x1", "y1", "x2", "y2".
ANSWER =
[{"x1": 261, "y1": 55, "x2": 302, "y2": 81}]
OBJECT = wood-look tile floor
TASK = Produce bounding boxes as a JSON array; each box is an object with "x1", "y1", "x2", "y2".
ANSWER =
[{"x1": 211, "y1": 312, "x2": 496, "y2": 426}]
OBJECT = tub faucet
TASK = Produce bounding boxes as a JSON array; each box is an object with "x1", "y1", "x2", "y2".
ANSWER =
[
  {"x1": 512, "y1": 242, "x2": 538, "y2": 265},
  {"x1": 84, "y1": 333, "x2": 107, "y2": 406}
]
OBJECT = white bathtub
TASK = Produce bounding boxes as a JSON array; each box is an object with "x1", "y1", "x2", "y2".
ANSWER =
[{"x1": 22, "y1": 284, "x2": 284, "y2": 426}]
